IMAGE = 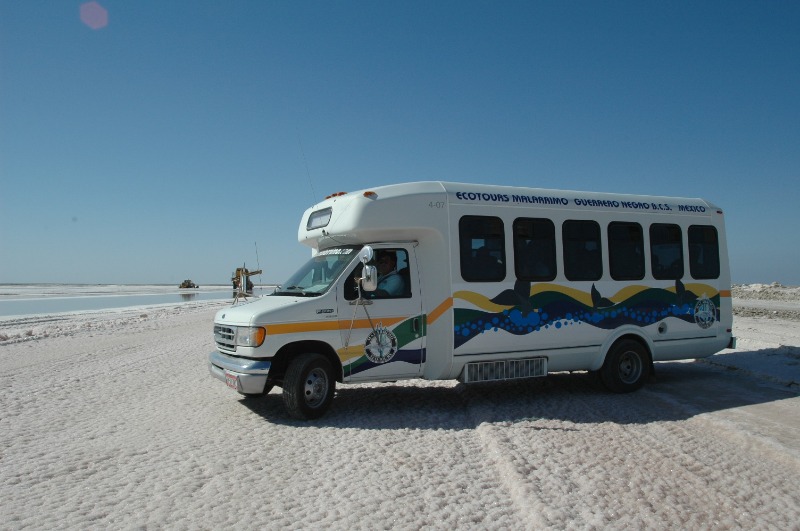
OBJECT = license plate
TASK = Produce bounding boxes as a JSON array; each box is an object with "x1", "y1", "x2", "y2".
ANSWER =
[{"x1": 224, "y1": 371, "x2": 240, "y2": 391}]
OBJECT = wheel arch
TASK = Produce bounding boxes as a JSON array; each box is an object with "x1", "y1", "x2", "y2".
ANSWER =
[
  {"x1": 593, "y1": 327, "x2": 654, "y2": 371},
  {"x1": 268, "y1": 340, "x2": 344, "y2": 385}
]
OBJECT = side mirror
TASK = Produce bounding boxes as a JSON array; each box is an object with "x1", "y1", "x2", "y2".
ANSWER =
[
  {"x1": 361, "y1": 264, "x2": 378, "y2": 292},
  {"x1": 357, "y1": 245, "x2": 377, "y2": 292}
]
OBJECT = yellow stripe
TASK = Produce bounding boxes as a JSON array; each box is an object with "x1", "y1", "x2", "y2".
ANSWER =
[
  {"x1": 452, "y1": 291, "x2": 510, "y2": 312},
  {"x1": 266, "y1": 321, "x2": 340, "y2": 335},
  {"x1": 680, "y1": 283, "x2": 720, "y2": 297},
  {"x1": 340, "y1": 317, "x2": 405, "y2": 329},
  {"x1": 338, "y1": 345, "x2": 364, "y2": 363},
  {"x1": 719, "y1": 290, "x2": 731, "y2": 298},
  {"x1": 266, "y1": 316, "x2": 406, "y2": 336},
  {"x1": 428, "y1": 297, "x2": 453, "y2": 324},
  {"x1": 608, "y1": 285, "x2": 651, "y2": 302},
  {"x1": 610, "y1": 284, "x2": 721, "y2": 301}
]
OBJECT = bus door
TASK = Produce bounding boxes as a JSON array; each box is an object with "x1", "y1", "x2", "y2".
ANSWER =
[{"x1": 338, "y1": 245, "x2": 424, "y2": 381}]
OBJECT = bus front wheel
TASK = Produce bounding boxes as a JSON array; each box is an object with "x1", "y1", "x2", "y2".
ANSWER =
[
  {"x1": 600, "y1": 339, "x2": 650, "y2": 393},
  {"x1": 283, "y1": 353, "x2": 335, "y2": 420}
]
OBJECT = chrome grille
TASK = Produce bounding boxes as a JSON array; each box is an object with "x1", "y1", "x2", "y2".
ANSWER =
[{"x1": 214, "y1": 325, "x2": 236, "y2": 351}]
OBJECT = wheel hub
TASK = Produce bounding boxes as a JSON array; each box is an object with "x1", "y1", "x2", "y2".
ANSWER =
[
  {"x1": 619, "y1": 351, "x2": 642, "y2": 384},
  {"x1": 304, "y1": 368, "x2": 328, "y2": 407}
]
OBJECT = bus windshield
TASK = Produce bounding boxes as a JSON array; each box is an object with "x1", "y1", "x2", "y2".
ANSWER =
[{"x1": 273, "y1": 247, "x2": 359, "y2": 297}]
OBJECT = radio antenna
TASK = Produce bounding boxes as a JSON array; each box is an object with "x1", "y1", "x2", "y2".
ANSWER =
[{"x1": 297, "y1": 133, "x2": 317, "y2": 204}]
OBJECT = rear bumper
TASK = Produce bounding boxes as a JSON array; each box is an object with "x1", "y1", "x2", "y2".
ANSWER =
[{"x1": 208, "y1": 350, "x2": 272, "y2": 394}]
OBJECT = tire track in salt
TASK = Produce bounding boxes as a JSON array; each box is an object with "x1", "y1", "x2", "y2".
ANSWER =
[
  {"x1": 566, "y1": 377, "x2": 800, "y2": 528},
  {"x1": 456, "y1": 372, "x2": 800, "y2": 529},
  {"x1": 563, "y1": 390, "x2": 762, "y2": 527},
  {"x1": 457, "y1": 381, "x2": 572, "y2": 529}
]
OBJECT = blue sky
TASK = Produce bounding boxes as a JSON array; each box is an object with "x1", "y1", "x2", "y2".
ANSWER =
[{"x1": 1, "y1": 1, "x2": 798, "y2": 285}]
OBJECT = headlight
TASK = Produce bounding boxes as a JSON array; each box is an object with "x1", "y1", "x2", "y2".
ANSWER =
[{"x1": 235, "y1": 326, "x2": 266, "y2": 347}]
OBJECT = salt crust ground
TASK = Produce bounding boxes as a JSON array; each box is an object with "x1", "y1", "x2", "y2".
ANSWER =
[{"x1": 1, "y1": 285, "x2": 798, "y2": 529}]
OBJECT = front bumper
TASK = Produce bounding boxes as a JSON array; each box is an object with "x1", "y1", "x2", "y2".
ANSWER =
[{"x1": 208, "y1": 350, "x2": 272, "y2": 394}]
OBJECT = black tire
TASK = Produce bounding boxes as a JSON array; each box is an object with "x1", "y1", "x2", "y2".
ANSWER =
[
  {"x1": 600, "y1": 339, "x2": 650, "y2": 393},
  {"x1": 282, "y1": 353, "x2": 335, "y2": 420}
]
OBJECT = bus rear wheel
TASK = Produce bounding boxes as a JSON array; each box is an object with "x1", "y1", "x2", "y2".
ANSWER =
[
  {"x1": 600, "y1": 339, "x2": 650, "y2": 393},
  {"x1": 283, "y1": 353, "x2": 335, "y2": 420}
]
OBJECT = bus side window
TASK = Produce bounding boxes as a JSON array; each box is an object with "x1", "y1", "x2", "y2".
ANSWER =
[
  {"x1": 689, "y1": 225, "x2": 720, "y2": 279},
  {"x1": 343, "y1": 248, "x2": 412, "y2": 300},
  {"x1": 563, "y1": 220, "x2": 602, "y2": 281},
  {"x1": 650, "y1": 223, "x2": 684, "y2": 280},
  {"x1": 514, "y1": 218, "x2": 556, "y2": 281},
  {"x1": 609, "y1": 221, "x2": 644, "y2": 281},
  {"x1": 371, "y1": 249, "x2": 411, "y2": 299},
  {"x1": 459, "y1": 216, "x2": 506, "y2": 282}
]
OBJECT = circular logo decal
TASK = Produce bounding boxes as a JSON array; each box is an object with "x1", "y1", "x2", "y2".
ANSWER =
[
  {"x1": 365, "y1": 324, "x2": 398, "y2": 364},
  {"x1": 694, "y1": 296, "x2": 716, "y2": 329}
]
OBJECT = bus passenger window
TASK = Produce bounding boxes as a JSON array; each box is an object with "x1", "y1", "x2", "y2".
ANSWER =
[
  {"x1": 563, "y1": 220, "x2": 602, "y2": 281},
  {"x1": 608, "y1": 222, "x2": 644, "y2": 281},
  {"x1": 459, "y1": 216, "x2": 506, "y2": 282},
  {"x1": 689, "y1": 225, "x2": 720, "y2": 279},
  {"x1": 514, "y1": 218, "x2": 556, "y2": 281},
  {"x1": 650, "y1": 224, "x2": 684, "y2": 280}
]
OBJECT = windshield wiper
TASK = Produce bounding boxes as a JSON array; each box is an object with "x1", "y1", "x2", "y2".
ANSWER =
[{"x1": 273, "y1": 286, "x2": 321, "y2": 297}]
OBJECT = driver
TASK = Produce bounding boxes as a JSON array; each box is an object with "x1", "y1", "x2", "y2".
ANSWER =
[{"x1": 375, "y1": 251, "x2": 405, "y2": 297}]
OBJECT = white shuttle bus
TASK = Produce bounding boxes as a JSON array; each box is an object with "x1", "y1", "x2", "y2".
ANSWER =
[{"x1": 209, "y1": 181, "x2": 735, "y2": 419}]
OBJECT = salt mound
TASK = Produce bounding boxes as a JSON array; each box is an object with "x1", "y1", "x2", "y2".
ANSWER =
[{"x1": 732, "y1": 282, "x2": 800, "y2": 302}]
